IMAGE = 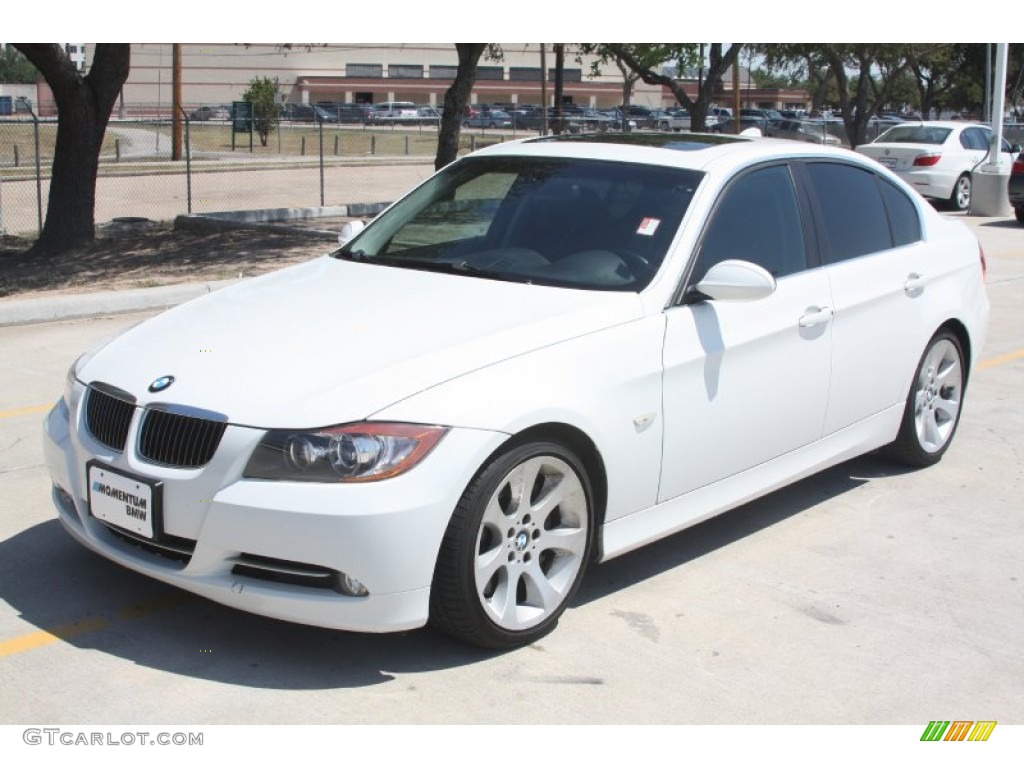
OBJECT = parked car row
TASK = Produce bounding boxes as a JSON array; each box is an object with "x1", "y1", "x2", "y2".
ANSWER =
[{"x1": 1009, "y1": 148, "x2": 1024, "y2": 223}]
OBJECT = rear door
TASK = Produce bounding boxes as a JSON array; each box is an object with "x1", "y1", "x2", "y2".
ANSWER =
[{"x1": 798, "y1": 160, "x2": 930, "y2": 434}]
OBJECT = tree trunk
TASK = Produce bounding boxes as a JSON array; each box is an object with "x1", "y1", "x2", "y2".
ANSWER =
[
  {"x1": 14, "y1": 44, "x2": 130, "y2": 256},
  {"x1": 435, "y1": 43, "x2": 486, "y2": 171},
  {"x1": 553, "y1": 44, "x2": 564, "y2": 135}
]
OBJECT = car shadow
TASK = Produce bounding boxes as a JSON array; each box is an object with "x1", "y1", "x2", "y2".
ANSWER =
[
  {"x1": 1, "y1": 453, "x2": 906, "y2": 690},
  {"x1": 575, "y1": 451, "x2": 910, "y2": 606},
  {"x1": 976, "y1": 218, "x2": 1021, "y2": 229}
]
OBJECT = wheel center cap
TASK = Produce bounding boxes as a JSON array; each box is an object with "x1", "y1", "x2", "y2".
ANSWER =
[{"x1": 515, "y1": 531, "x2": 529, "y2": 551}]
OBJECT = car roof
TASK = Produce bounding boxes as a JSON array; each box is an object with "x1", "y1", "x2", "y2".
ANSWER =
[{"x1": 471, "y1": 131, "x2": 866, "y2": 174}]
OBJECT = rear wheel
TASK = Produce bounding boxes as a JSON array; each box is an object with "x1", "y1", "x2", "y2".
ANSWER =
[
  {"x1": 949, "y1": 173, "x2": 972, "y2": 211},
  {"x1": 886, "y1": 330, "x2": 965, "y2": 467},
  {"x1": 430, "y1": 441, "x2": 594, "y2": 648},
  {"x1": 1015, "y1": 206, "x2": 1024, "y2": 224}
]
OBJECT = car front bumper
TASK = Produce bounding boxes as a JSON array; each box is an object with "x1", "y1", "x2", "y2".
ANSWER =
[{"x1": 43, "y1": 386, "x2": 508, "y2": 633}]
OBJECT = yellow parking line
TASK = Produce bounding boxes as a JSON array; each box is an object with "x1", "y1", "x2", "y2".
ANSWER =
[
  {"x1": 977, "y1": 349, "x2": 1024, "y2": 371},
  {"x1": 0, "y1": 403, "x2": 51, "y2": 420},
  {"x1": 0, "y1": 617, "x2": 109, "y2": 659},
  {"x1": 0, "y1": 595, "x2": 195, "y2": 659}
]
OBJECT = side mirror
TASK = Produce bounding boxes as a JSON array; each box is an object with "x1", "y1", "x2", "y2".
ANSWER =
[
  {"x1": 338, "y1": 220, "x2": 366, "y2": 246},
  {"x1": 691, "y1": 259, "x2": 777, "y2": 302},
  {"x1": 1008, "y1": 143, "x2": 1021, "y2": 154}
]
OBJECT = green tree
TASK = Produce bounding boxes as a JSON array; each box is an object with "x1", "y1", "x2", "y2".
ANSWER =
[
  {"x1": 241, "y1": 76, "x2": 280, "y2": 147},
  {"x1": 577, "y1": 44, "x2": 641, "y2": 130},
  {"x1": 759, "y1": 44, "x2": 914, "y2": 148},
  {"x1": 604, "y1": 44, "x2": 744, "y2": 132},
  {"x1": 0, "y1": 46, "x2": 39, "y2": 83},
  {"x1": 12, "y1": 44, "x2": 130, "y2": 256}
]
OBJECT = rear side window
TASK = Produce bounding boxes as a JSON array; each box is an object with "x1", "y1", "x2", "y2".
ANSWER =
[
  {"x1": 804, "y1": 163, "x2": 896, "y2": 263},
  {"x1": 878, "y1": 179, "x2": 922, "y2": 247},
  {"x1": 960, "y1": 127, "x2": 990, "y2": 151}
]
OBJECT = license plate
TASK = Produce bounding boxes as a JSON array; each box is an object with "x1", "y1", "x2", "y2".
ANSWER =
[
  {"x1": 878, "y1": 157, "x2": 897, "y2": 168},
  {"x1": 88, "y1": 463, "x2": 161, "y2": 539}
]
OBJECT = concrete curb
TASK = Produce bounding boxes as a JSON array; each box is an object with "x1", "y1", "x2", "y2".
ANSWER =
[
  {"x1": 173, "y1": 202, "x2": 390, "y2": 238},
  {"x1": 0, "y1": 279, "x2": 240, "y2": 328}
]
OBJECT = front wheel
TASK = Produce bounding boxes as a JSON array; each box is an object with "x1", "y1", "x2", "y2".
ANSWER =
[
  {"x1": 949, "y1": 173, "x2": 972, "y2": 211},
  {"x1": 886, "y1": 330, "x2": 966, "y2": 467},
  {"x1": 430, "y1": 441, "x2": 594, "y2": 648}
]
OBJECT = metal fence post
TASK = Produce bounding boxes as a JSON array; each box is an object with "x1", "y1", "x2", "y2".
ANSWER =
[
  {"x1": 115, "y1": 139, "x2": 121, "y2": 162},
  {"x1": 318, "y1": 118, "x2": 325, "y2": 206},
  {"x1": 13, "y1": 146, "x2": 18, "y2": 167},
  {"x1": 370, "y1": 135, "x2": 376, "y2": 155},
  {"x1": 180, "y1": 106, "x2": 192, "y2": 214},
  {"x1": 404, "y1": 135, "x2": 409, "y2": 155},
  {"x1": 31, "y1": 109, "x2": 42, "y2": 235}
]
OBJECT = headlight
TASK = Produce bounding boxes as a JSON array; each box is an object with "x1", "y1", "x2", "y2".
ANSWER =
[
  {"x1": 244, "y1": 422, "x2": 448, "y2": 482},
  {"x1": 64, "y1": 353, "x2": 86, "y2": 406}
]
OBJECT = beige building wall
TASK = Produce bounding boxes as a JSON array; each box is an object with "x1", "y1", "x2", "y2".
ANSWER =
[{"x1": 115, "y1": 44, "x2": 665, "y2": 114}]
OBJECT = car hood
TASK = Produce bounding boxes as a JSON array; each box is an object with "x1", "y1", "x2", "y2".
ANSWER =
[{"x1": 77, "y1": 256, "x2": 644, "y2": 428}]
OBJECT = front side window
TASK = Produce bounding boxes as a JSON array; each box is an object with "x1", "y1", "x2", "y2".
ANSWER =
[
  {"x1": 693, "y1": 164, "x2": 807, "y2": 281},
  {"x1": 335, "y1": 156, "x2": 703, "y2": 291}
]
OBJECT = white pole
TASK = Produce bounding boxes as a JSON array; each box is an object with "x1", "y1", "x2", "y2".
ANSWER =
[
  {"x1": 971, "y1": 43, "x2": 1012, "y2": 216},
  {"x1": 988, "y1": 43, "x2": 1009, "y2": 165}
]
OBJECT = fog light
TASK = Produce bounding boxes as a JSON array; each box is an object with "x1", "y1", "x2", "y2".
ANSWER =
[{"x1": 339, "y1": 573, "x2": 369, "y2": 597}]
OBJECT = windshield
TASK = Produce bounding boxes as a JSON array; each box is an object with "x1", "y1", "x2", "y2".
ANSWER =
[{"x1": 334, "y1": 155, "x2": 703, "y2": 291}]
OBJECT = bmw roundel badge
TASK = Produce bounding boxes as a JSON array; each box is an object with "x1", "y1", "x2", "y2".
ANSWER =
[{"x1": 148, "y1": 375, "x2": 175, "y2": 393}]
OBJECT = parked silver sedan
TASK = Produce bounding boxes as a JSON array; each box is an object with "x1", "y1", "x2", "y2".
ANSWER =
[{"x1": 773, "y1": 119, "x2": 841, "y2": 146}]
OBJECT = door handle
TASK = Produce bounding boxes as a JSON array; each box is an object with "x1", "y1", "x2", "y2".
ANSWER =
[
  {"x1": 904, "y1": 273, "x2": 926, "y2": 294},
  {"x1": 798, "y1": 306, "x2": 834, "y2": 328}
]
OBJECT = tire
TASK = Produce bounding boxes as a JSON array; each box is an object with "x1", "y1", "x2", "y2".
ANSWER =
[
  {"x1": 886, "y1": 330, "x2": 966, "y2": 467},
  {"x1": 1015, "y1": 206, "x2": 1024, "y2": 224},
  {"x1": 430, "y1": 441, "x2": 594, "y2": 649},
  {"x1": 949, "y1": 173, "x2": 972, "y2": 211}
]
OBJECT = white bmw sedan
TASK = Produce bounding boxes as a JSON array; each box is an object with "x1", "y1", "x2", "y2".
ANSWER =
[
  {"x1": 856, "y1": 121, "x2": 1020, "y2": 211},
  {"x1": 44, "y1": 134, "x2": 989, "y2": 648}
]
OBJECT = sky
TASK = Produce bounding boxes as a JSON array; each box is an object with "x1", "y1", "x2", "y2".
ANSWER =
[{"x1": 6, "y1": 2, "x2": 1020, "y2": 45}]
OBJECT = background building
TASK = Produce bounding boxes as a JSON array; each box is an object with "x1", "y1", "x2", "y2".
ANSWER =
[{"x1": 114, "y1": 44, "x2": 666, "y2": 115}]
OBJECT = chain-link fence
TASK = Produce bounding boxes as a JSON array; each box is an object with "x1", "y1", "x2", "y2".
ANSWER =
[
  {"x1": 4, "y1": 114, "x2": 1024, "y2": 240},
  {"x1": 0, "y1": 114, "x2": 526, "y2": 238}
]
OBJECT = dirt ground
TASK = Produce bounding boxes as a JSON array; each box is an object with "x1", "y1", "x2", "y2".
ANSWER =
[{"x1": 0, "y1": 222, "x2": 337, "y2": 301}]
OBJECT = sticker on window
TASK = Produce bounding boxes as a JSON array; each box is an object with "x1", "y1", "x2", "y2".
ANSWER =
[{"x1": 636, "y1": 217, "x2": 661, "y2": 236}]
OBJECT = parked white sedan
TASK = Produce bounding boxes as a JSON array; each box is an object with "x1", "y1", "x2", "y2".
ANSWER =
[
  {"x1": 857, "y1": 121, "x2": 1020, "y2": 211},
  {"x1": 44, "y1": 134, "x2": 989, "y2": 649}
]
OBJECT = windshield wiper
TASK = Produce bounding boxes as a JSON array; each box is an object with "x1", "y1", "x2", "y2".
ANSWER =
[
  {"x1": 334, "y1": 248, "x2": 371, "y2": 262},
  {"x1": 371, "y1": 256, "x2": 531, "y2": 283}
]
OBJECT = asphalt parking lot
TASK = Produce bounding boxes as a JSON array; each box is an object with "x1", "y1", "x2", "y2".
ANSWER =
[{"x1": 0, "y1": 213, "x2": 1020, "y2": 726}]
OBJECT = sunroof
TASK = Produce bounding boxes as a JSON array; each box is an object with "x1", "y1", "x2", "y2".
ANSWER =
[{"x1": 529, "y1": 132, "x2": 747, "y2": 151}]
